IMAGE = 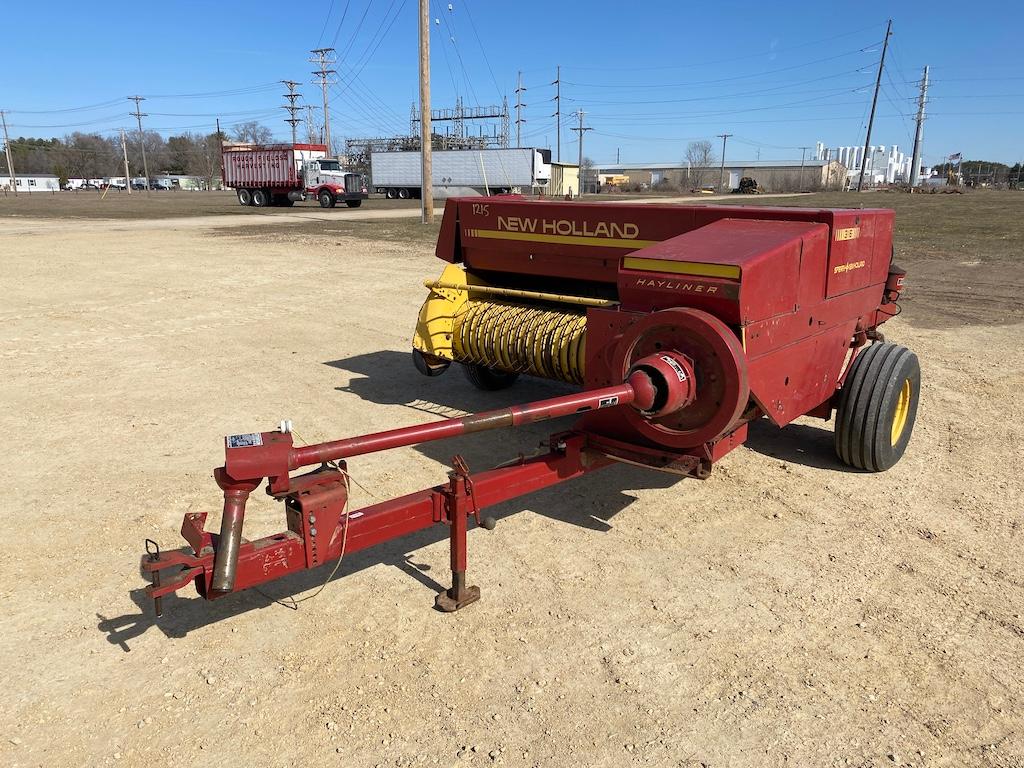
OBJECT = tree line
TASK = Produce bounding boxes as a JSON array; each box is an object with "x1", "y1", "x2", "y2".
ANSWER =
[{"x1": 4, "y1": 121, "x2": 275, "y2": 188}]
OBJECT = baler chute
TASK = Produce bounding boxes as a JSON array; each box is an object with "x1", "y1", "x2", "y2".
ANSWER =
[{"x1": 142, "y1": 198, "x2": 918, "y2": 617}]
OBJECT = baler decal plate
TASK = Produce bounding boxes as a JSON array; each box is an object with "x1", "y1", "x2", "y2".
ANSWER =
[
  {"x1": 623, "y1": 257, "x2": 741, "y2": 280},
  {"x1": 465, "y1": 228, "x2": 658, "y2": 250}
]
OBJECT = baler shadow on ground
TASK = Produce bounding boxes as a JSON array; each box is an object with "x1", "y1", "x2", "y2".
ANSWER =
[{"x1": 326, "y1": 349, "x2": 852, "y2": 473}]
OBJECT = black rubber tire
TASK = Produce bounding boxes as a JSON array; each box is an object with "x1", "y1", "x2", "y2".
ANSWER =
[
  {"x1": 251, "y1": 189, "x2": 269, "y2": 207},
  {"x1": 462, "y1": 364, "x2": 520, "y2": 391},
  {"x1": 412, "y1": 348, "x2": 450, "y2": 377},
  {"x1": 834, "y1": 342, "x2": 920, "y2": 472},
  {"x1": 346, "y1": 199, "x2": 362, "y2": 208},
  {"x1": 319, "y1": 190, "x2": 336, "y2": 209},
  {"x1": 397, "y1": 187, "x2": 410, "y2": 199},
  {"x1": 385, "y1": 187, "x2": 396, "y2": 199},
  {"x1": 236, "y1": 188, "x2": 252, "y2": 206}
]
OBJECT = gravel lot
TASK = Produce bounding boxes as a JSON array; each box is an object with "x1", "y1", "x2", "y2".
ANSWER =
[{"x1": 1, "y1": 192, "x2": 1022, "y2": 767}]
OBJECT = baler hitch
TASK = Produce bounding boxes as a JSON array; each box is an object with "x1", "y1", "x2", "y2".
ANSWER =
[{"x1": 141, "y1": 353, "x2": 691, "y2": 615}]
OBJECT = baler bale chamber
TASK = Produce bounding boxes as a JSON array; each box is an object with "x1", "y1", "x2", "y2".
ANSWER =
[
  {"x1": 413, "y1": 197, "x2": 917, "y2": 474},
  {"x1": 141, "y1": 196, "x2": 918, "y2": 617}
]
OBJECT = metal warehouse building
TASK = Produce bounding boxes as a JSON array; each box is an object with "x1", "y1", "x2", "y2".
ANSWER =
[{"x1": 597, "y1": 159, "x2": 848, "y2": 192}]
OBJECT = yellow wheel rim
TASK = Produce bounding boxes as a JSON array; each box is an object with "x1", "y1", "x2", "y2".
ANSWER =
[{"x1": 890, "y1": 378, "x2": 912, "y2": 445}]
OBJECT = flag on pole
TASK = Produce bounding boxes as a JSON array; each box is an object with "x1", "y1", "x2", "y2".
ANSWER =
[{"x1": 948, "y1": 152, "x2": 962, "y2": 162}]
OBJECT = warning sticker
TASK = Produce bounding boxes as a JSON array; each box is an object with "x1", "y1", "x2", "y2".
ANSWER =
[
  {"x1": 660, "y1": 355, "x2": 688, "y2": 382},
  {"x1": 598, "y1": 396, "x2": 619, "y2": 408},
  {"x1": 226, "y1": 433, "x2": 263, "y2": 449}
]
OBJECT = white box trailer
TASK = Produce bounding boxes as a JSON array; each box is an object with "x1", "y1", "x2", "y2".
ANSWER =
[{"x1": 371, "y1": 148, "x2": 552, "y2": 199}]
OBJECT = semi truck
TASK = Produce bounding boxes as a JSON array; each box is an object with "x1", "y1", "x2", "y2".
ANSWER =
[
  {"x1": 221, "y1": 143, "x2": 368, "y2": 208},
  {"x1": 370, "y1": 148, "x2": 552, "y2": 199}
]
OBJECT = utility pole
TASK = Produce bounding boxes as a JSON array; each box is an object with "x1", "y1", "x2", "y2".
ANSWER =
[
  {"x1": 418, "y1": 0, "x2": 433, "y2": 223},
  {"x1": 909, "y1": 65, "x2": 929, "y2": 189},
  {"x1": 514, "y1": 71, "x2": 526, "y2": 148},
  {"x1": 1, "y1": 110, "x2": 16, "y2": 196},
  {"x1": 128, "y1": 96, "x2": 151, "y2": 193},
  {"x1": 858, "y1": 19, "x2": 892, "y2": 192},
  {"x1": 309, "y1": 48, "x2": 337, "y2": 155},
  {"x1": 798, "y1": 146, "x2": 810, "y2": 191},
  {"x1": 571, "y1": 109, "x2": 592, "y2": 197},
  {"x1": 616, "y1": 147, "x2": 620, "y2": 164},
  {"x1": 717, "y1": 133, "x2": 732, "y2": 190},
  {"x1": 552, "y1": 65, "x2": 561, "y2": 162},
  {"x1": 120, "y1": 128, "x2": 132, "y2": 195},
  {"x1": 282, "y1": 80, "x2": 302, "y2": 147}
]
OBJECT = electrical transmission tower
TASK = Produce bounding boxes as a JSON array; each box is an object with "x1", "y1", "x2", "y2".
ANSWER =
[
  {"x1": 309, "y1": 48, "x2": 337, "y2": 155},
  {"x1": 552, "y1": 65, "x2": 561, "y2": 161},
  {"x1": 282, "y1": 80, "x2": 302, "y2": 147},
  {"x1": 515, "y1": 71, "x2": 526, "y2": 148},
  {"x1": 128, "y1": 95, "x2": 151, "y2": 192},
  {"x1": 305, "y1": 105, "x2": 321, "y2": 145}
]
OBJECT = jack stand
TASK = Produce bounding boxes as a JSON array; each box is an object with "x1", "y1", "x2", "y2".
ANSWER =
[
  {"x1": 435, "y1": 570, "x2": 480, "y2": 612},
  {"x1": 435, "y1": 461, "x2": 480, "y2": 611}
]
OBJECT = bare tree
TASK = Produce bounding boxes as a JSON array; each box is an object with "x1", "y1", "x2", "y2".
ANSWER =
[
  {"x1": 581, "y1": 156, "x2": 596, "y2": 193},
  {"x1": 684, "y1": 140, "x2": 716, "y2": 191},
  {"x1": 232, "y1": 121, "x2": 273, "y2": 145},
  {"x1": 188, "y1": 132, "x2": 224, "y2": 189}
]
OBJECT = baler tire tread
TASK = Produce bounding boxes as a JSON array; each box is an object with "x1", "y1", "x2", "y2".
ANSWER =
[
  {"x1": 835, "y1": 342, "x2": 920, "y2": 472},
  {"x1": 462, "y1": 364, "x2": 520, "y2": 391}
]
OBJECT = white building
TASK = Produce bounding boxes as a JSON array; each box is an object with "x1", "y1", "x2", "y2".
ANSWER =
[
  {"x1": 814, "y1": 142, "x2": 924, "y2": 186},
  {"x1": 2, "y1": 174, "x2": 61, "y2": 193}
]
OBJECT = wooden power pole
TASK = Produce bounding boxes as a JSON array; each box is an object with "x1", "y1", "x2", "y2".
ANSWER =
[
  {"x1": 858, "y1": 19, "x2": 892, "y2": 191},
  {"x1": 717, "y1": 133, "x2": 732, "y2": 190},
  {"x1": 120, "y1": 128, "x2": 132, "y2": 195},
  {"x1": 909, "y1": 65, "x2": 929, "y2": 188},
  {"x1": 1, "y1": 110, "x2": 17, "y2": 195},
  {"x1": 128, "y1": 96, "x2": 151, "y2": 193},
  {"x1": 418, "y1": 0, "x2": 433, "y2": 223}
]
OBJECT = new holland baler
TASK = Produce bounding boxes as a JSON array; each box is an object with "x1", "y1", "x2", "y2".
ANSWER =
[{"x1": 142, "y1": 198, "x2": 917, "y2": 615}]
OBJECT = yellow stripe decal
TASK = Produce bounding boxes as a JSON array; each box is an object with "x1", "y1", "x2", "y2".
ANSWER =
[
  {"x1": 623, "y1": 257, "x2": 740, "y2": 280},
  {"x1": 468, "y1": 228, "x2": 659, "y2": 250}
]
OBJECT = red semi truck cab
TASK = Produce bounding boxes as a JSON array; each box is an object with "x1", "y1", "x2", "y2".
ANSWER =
[{"x1": 221, "y1": 143, "x2": 368, "y2": 209}]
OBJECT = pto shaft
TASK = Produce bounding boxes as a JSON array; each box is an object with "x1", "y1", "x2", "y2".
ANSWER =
[{"x1": 291, "y1": 373, "x2": 654, "y2": 468}]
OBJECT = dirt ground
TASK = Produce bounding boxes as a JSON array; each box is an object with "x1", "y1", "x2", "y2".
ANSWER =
[{"x1": 1, "y1": 191, "x2": 1023, "y2": 767}]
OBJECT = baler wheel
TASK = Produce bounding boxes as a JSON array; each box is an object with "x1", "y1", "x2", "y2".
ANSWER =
[
  {"x1": 462, "y1": 364, "x2": 519, "y2": 391},
  {"x1": 834, "y1": 342, "x2": 920, "y2": 472}
]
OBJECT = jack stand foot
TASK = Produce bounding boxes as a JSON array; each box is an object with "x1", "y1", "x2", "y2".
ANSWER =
[{"x1": 435, "y1": 571, "x2": 480, "y2": 612}]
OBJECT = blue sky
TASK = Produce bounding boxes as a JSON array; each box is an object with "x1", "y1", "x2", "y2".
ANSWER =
[{"x1": 3, "y1": 1, "x2": 1022, "y2": 165}]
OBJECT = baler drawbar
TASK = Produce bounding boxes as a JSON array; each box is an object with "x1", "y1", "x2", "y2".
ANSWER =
[{"x1": 141, "y1": 197, "x2": 919, "y2": 617}]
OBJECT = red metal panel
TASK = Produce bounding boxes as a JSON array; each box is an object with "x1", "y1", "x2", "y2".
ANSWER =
[
  {"x1": 825, "y1": 211, "x2": 879, "y2": 298},
  {"x1": 222, "y1": 148, "x2": 299, "y2": 189}
]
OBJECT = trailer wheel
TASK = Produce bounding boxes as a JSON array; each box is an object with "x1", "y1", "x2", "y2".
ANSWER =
[
  {"x1": 236, "y1": 188, "x2": 252, "y2": 206},
  {"x1": 834, "y1": 342, "x2": 920, "y2": 472},
  {"x1": 385, "y1": 188, "x2": 396, "y2": 199},
  {"x1": 345, "y1": 199, "x2": 362, "y2": 208},
  {"x1": 252, "y1": 189, "x2": 269, "y2": 207},
  {"x1": 462, "y1": 364, "x2": 519, "y2": 391},
  {"x1": 397, "y1": 187, "x2": 410, "y2": 199},
  {"x1": 319, "y1": 190, "x2": 336, "y2": 208}
]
